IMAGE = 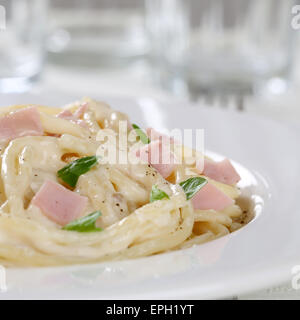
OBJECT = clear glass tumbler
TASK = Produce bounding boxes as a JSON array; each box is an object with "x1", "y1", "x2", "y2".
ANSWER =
[
  {"x1": 47, "y1": 0, "x2": 148, "y2": 68},
  {"x1": 0, "y1": 0, "x2": 48, "y2": 93},
  {"x1": 146, "y1": 0, "x2": 296, "y2": 98}
]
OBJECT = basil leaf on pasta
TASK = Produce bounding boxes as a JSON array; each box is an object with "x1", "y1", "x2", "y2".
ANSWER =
[
  {"x1": 57, "y1": 156, "x2": 99, "y2": 188},
  {"x1": 63, "y1": 211, "x2": 102, "y2": 232},
  {"x1": 179, "y1": 177, "x2": 208, "y2": 200},
  {"x1": 132, "y1": 123, "x2": 150, "y2": 144},
  {"x1": 150, "y1": 185, "x2": 170, "y2": 203}
]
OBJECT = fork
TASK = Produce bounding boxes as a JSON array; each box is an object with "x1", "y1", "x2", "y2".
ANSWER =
[{"x1": 194, "y1": 94, "x2": 246, "y2": 112}]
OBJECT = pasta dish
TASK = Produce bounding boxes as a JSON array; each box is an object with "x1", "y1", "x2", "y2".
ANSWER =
[{"x1": 0, "y1": 98, "x2": 250, "y2": 267}]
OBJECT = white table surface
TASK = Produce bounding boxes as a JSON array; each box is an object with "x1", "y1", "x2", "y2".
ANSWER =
[{"x1": 18, "y1": 59, "x2": 300, "y2": 299}]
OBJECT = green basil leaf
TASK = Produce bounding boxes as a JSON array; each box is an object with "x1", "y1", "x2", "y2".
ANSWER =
[
  {"x1": 63, "y1": 211, "x2": 102, "y2": 232},
  {"x1": 57, "y1": 156, "x2": 99, "y2": 188},
  {"x1": 179, "y1": 177, "x2": 208, "y2": 200},
  {"x1": 132, "y1": 123, "x2": 150, "y2": 144},
  {"x1": 150, "y1": 185, "x2": 170, "y2": 203}
]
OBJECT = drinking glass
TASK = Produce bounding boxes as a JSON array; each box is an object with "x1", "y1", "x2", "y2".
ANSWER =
[
  {"x1": 47, "y1": 0, "x2": 148, "y2": 67},
  {"x1": 0, "y1": 0, "x2": 48, "y2": 93},
  {"x1": 146, "y1": 0, "x2": 296, "y2": 98}
]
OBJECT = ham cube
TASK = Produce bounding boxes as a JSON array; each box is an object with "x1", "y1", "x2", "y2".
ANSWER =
[
  {"x1": 31, "y1": 180, "x2": 88, "y2": 226},
  {"x1": 0, "y1": 107, "x2": 43, "y2": 143},
  {"x1": 56, "y1": 110, "x2": 73, "y2": 119},
  {"x1": 197, "y1": 158, "x2": 241, "y2": 185},
  {"x1": 137, "y1": 140, "x2": 176, "y2": 178},
  {"x1": 74, "y1": 103, "x2": 88, "y2": 118},
  {"x1": 146, "y1": 128, "x2": 175, "y2": 144},
  {"x1": 191, "y1": 182, "x2": 234, "y2": 211},
  {"x1": 57, "y1": 104, "x2": 88, "y2": 128}
]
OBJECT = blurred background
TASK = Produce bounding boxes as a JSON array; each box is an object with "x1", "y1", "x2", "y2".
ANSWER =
[
  {"x1": 0, "y1": 0, "x2": 299, "y2": 299},
  {"x1": 0, "y1": 0, "x2": 299, "y2": 123}
]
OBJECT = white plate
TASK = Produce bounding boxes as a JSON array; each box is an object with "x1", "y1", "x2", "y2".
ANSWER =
[{"x1": 0, "y1": 92, "x2": 299, "y2": 300}]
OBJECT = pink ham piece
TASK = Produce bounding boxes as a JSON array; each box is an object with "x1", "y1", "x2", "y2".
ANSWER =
[
  {"x1": 191, "y1": 182, "x2": 234, "y2": 211},
  {"x1": 57, "y1": 110, "x2": 73, "y2": 119},
  {"x1": 57, "y1": 103, "x2": 88, "y2": 128},
  {"x1": 0, "y1": 107, "x2": 43, "y2": 143},
  {"x1": 197, "y1": 158, "x2": 241, "y2": 185},
  {"x1": 74, "y1": 103, "x2": 88, "y2": 118},
  {"x1": 146, "y1": 128, "x2": 175, "y2": 144},
  {"x1": 136, "y1": 140, "x2": 176, "y2": 178},
  {"x1": 31, "y1": 180, "x2": 88, "y2": 226}
]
